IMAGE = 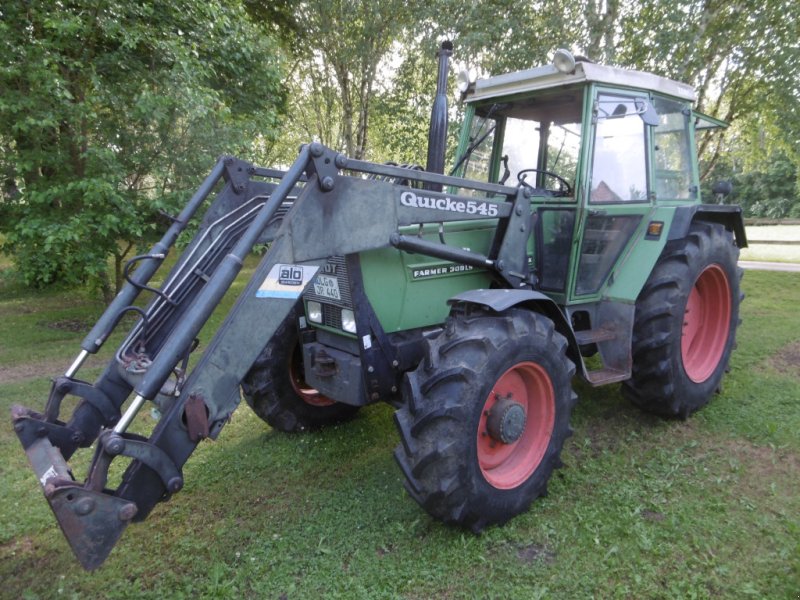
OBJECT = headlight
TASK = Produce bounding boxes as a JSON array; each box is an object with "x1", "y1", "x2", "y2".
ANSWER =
[
  {"x1": 307, "y1": 301, "x2": 322, "y2": 324},
  {"x1": 456, "y1": 68, "x2": 474, "y2": 93},
  {"x1": 341, "y1": 309, "x2": 357, "y2": 334},
  {"x1": 553, "y1": 49, "x2": 576, "y2": 74},
  {"x1": 456, "y1": 67, "x2": 477, "y2": 100}
]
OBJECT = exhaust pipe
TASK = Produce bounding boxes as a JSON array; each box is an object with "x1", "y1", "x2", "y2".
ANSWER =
[{"x1": 425, "y1": 40, "x2": 453, "y2": 191}]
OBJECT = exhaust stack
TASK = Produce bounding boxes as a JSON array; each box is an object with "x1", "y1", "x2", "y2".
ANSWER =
[{"x1": 425, "y1": 40, "x2": 452, "y2": 191}]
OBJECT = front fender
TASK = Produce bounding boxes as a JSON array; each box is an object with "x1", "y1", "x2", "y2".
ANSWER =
[{"x1": 447, "y1": 289, "x2": 580, "y2": 365}]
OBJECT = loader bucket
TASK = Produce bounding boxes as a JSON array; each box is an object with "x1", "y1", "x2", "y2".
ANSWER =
[{"x1": 12, "y1": 405, "x2": 137, "y2": 570}]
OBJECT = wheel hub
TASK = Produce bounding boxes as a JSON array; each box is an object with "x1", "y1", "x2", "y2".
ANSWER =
[{"x1": 486, "y1": 396, "x2": 527, "y2": 444}]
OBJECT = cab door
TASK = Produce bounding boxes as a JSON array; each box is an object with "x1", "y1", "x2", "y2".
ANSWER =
[{"x1": 570, "y1": 90, "x2": 653, "y2": 300}]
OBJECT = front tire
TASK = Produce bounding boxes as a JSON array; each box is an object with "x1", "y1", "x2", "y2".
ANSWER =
[
  {"x1": 241, "y1": 305, "x2": 359, "y2": 432},
  {"x1": 394, "y1": 308, "x2": 576, "y2": 532},
  {"x1": 622, "y1": 221, "x2": 743, "y2": 418}
]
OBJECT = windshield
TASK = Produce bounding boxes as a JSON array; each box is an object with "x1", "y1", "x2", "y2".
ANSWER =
[
  {"x1": 458, "y1": 87, "x2": 584, "y2": 196},
  {"x1": 459, "y1": 114, "x2": 497, "y2": 183},
  {"x1": 502, "y1": 119, "x2": 581, "y2": 188}
]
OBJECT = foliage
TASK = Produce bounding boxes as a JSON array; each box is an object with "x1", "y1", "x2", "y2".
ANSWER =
[
  {"x1": 702, "y1": 126, "x2": 800, "y2": 218},
  {"x1": 368, "y1": 0, "x2": 800, "y2": 215},
  {"x1": 1, "y1": 0, "x2": 799, "y2": 294},
  {"x1": 431, "y1": 1, "x2": 577, "y2": 74},
  {"x1": 268, "y1": 0, "x2": 424, "y2": 163},
  {"x1": 369, "y1": 42, "x2": 439, "y2": 166},
  {"x1": 614, "y1": 0, "x2": 799, "y2": 198},
  {"x1": 0, "y1": 1, "x2": 286, "y2": 298}
]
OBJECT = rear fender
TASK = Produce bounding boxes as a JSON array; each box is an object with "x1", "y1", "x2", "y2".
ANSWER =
[{"x1": 668, "y1": 204, "x2": 747, "y2": 247}]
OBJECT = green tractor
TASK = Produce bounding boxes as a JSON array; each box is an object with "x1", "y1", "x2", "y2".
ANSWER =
[{"x1": 11, "y1": 45, "x2": 744, "y2": 569}]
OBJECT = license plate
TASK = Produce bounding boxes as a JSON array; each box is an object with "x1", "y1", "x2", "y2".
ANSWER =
[{"x1": 313, "y1": 275, "x2": 341, "y2": 301}]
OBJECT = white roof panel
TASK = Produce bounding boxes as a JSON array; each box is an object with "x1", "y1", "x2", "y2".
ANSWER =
[{"x1": 468, "y1": 61, "x2": 696, "y2": 104}]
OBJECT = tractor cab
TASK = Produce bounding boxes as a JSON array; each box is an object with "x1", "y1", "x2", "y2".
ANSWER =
[{"x1": 454, "y1": 52, "x2": 705, "y2": 305}]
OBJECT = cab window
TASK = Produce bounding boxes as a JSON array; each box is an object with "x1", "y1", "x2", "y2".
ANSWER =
[
  {"x1": 590, "y1": 94, "x2": 648, "y2": 203},
  {"x1": 652, "y1": 96, "x2": 693, "y2": 199},
  {"x1": 460, "y1": 114, "x2": 497, "y2": 184}
]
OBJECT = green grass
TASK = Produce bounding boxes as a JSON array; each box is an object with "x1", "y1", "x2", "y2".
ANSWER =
[{"x1": 1, "y1": 268, "x2": 798, "y2": 599}]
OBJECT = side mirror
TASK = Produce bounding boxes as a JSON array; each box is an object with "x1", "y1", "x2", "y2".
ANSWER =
[
  {"x1": 712, "y1": 180, "x2": 733, "y2": 202},
  {"x1": 634, "y1": 98, "x2": 660, "y2": 126},
  {"x1": 596, "y1": 98, "x2": 660, "y2": 125}
]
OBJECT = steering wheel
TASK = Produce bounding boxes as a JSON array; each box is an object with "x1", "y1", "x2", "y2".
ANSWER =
[{"x1": 517, "y1": 168, "x2": 572, "y2": 196}]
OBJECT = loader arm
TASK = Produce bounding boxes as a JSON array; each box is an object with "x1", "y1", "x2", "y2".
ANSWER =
[{"x1": 11, "y1": 143, "x2": 529, "y2": 569}]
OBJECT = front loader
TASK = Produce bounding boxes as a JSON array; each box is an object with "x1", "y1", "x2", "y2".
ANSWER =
[{"x1": 11, "y1": 45, "x2": 746, "y2": 570}]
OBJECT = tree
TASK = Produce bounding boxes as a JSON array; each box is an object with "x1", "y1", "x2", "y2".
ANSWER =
[
  {"x1": 269, "y1": 0, "x2": 425, "y2": 162},
  {"x1": 591, "y1": 0, "x2": 800, "y2": 182},
  {"x1": 368, "y1": 41, "x2": 439, "y2": 166},
  {"x1": 367, "y1": 2, "x2": 578, "y2": 168},
  {"x1": 0, "y1": 1, "x2": 286, "y2": 298},
  {"x1": 702, "y1": 124, "x2": 800, "y2": 218},
  {"x1": 380, "y1": 0, "x2": 800, "y2": 208}
]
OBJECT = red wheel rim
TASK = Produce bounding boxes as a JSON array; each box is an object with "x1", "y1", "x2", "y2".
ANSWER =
[
  {"x1": 681, "y1": 264, "x2": 731, "y2": 383},
  {"x1": 289, "y1": 349, "x2": 336, "y2": 407},
  {"x1": 477, "y1": 361, "x2": 555, "y2": 490}
]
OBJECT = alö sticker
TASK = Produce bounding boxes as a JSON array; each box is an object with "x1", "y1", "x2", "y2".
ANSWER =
[
  {"x1": 278, "y1": 265, "x2": 304, "y2": 286},
  {"x1": 257, "y1": 264, "x2": 320, "y2": 299}
]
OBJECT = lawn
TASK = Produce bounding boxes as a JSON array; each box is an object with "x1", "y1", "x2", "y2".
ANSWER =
[{"x1": 0, "y1": 264, "x2": 798, "y2": 598}]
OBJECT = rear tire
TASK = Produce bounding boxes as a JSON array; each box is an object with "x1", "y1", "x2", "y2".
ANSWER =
[
  {"x1": 394, "y1": 308, "x2": 576, "y2": 532},
  {"x1": 622, "y1": 222, "x2": 743, "y2": 418},
  {"x1": 241, "y1": 305, "x2": 359, "y2": 432}
]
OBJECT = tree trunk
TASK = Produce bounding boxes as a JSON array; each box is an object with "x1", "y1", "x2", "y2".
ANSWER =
[
  {"x1": 334, "y1": 64, "x2": 356, "y2": 156},
  {"x1": 113, "y1": 242, "x2": 135, "y2": 297}
]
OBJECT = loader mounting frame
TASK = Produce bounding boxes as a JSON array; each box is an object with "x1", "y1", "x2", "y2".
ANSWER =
[{"x1": 11, "y1": 142, "x2": 537, "y2": 569}]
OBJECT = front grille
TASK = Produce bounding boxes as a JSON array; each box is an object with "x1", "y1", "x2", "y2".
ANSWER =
[
  {"x1": 322, "y1": 303, "x2": 342, "y2": 329},
  {"x1": 304, "y1": 256, "x2": 353, "y2": 330}
]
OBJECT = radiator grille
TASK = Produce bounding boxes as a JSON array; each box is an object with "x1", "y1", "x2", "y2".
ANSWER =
[
  {"x1": 304, "y1": 256, "x2": 353, "y2": 330},
  {"x1": 322, "y1": 303, "x2": 343, "y2": 329}
]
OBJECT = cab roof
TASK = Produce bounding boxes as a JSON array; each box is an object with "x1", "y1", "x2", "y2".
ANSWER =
[{"x1": 467, "y1": 61, "x2": 697, "y2": 104}]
